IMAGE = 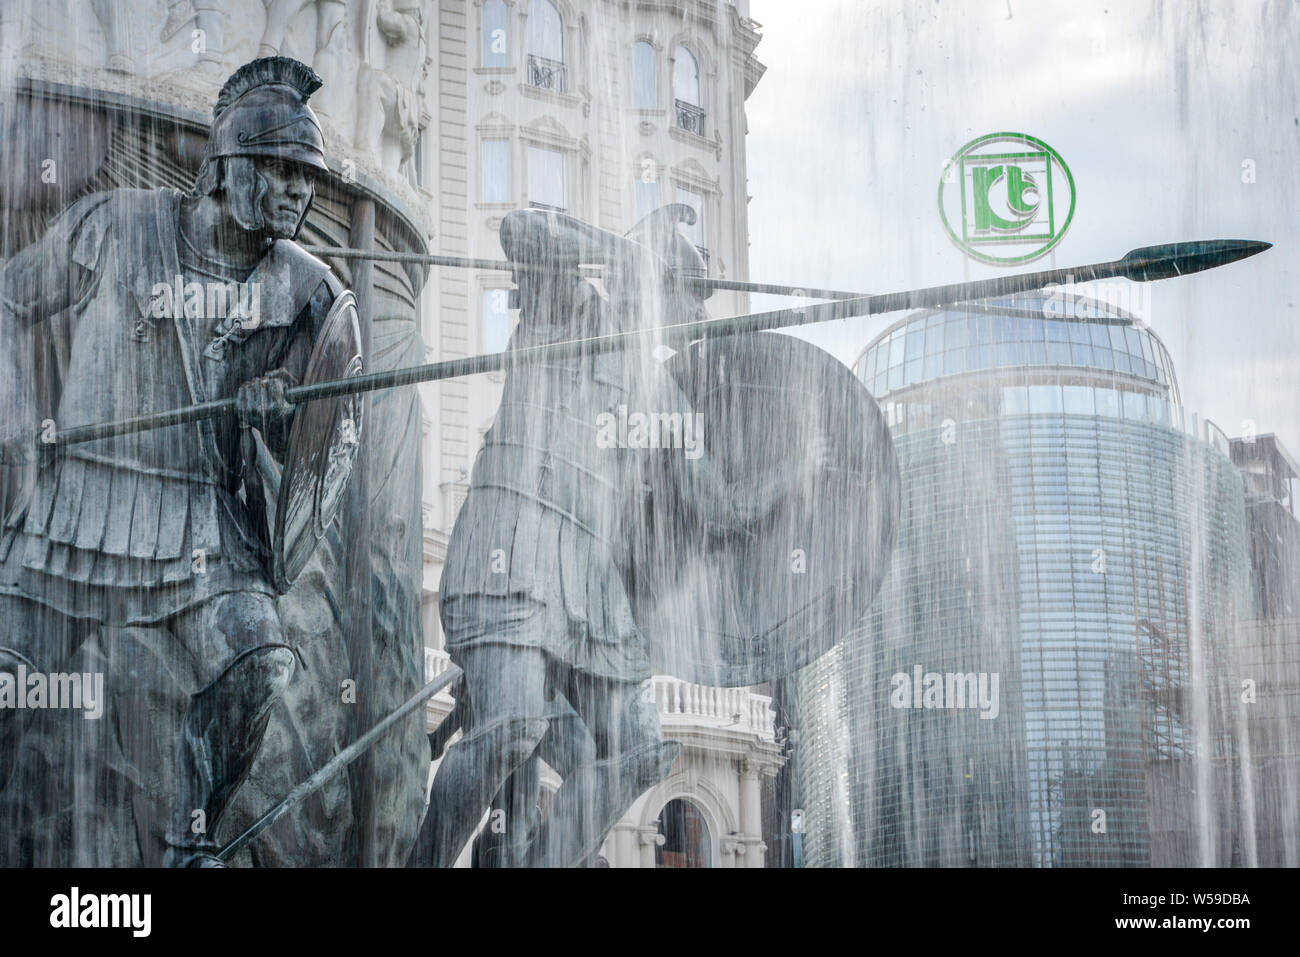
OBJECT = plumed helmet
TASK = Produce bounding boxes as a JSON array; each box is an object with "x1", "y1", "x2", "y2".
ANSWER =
[
  {"x1": 204, "y1": 56, "x2": 328, "y2": 172},
  {"x1": 624, "y1": 203, "x2": 711, "y2": 299}
]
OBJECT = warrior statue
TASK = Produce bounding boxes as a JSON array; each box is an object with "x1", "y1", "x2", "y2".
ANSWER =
[
  {"x1": 423, "y1": 204, "x2": 820, "y2": 867},
  {"x1": 0, "y1": 57, "x2": 349, "y2": 867}
]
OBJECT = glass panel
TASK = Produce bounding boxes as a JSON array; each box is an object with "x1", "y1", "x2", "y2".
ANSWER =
[
  {"x1": 1111, "y1": 346, "x2": 1131, "y2": 373},
  {"x1": 1045, "y1": 339, "x2": 1071, "y2": 364},
  {"x1": 888, "y1": 332, "x2": 905, "y2": 367},
  {"x1": 634, "y1": 41, "x2": 656, "y2": 108},
  {"x1": 944, "y1": 349, "x2": 966, "y2": 375},
  {"x1": 482, "y1": 289, "x2": 512, "y2": 352},
  {"x1": 945, "y1": 317, "x2": 968, "y2": 349},
  {"x1": 1003, "y1": 385, "x2": 1029, "y2": 414},
  {"x1": 528, "y1": 0, "x2": 564, "y2": 61},
  {"x1": 1043, "y1": 319, "x2": 1070, "y2": 342},
  {"x1": 1140, "y1": 331, "x2": 1155, "y2": 364},
  {"x1": 1063, "y1": 385, "x2": 1094, "y2": 414},
  {"x1": 995, "y1": 341, "x2": 1019, "y2": 366},
  {"x1": 923, "y1": 352, "x2": 943, "y2": 379},
  {"x1": 906, "y1": 325, "x2": 924, "y2": 361},
  {"x1": 1068, "y1": 322, "x2": 1091, "y2": 344},
  {"x1": 1094, "y1": 387, "x2": 1120, "y2": 417},
  {"x1": 1125, "y1": 327, "x2": 1144, "y2": 357},
  {"x1": 673, "y1": 46, "x2": 700, "y2": 105},
  {"x1": 1025, "y1": 341, "x2": 1047, "y2": 364},
  {"x1": 527, "y1": 145, "x2": 566, "y2": 209},
  {"x1": 1090, "y1": 324, "x2": 1111, "y2": 347},
  {"x1": 967, "y1": 344, "x2": 990, "y2": 370},
  {"x1": 635, "y1": 178, "x2": 660, "y2": 220},
  {"x1": 482, "y1": 0, "x2": 509, "y2": 67},
  {"x1": 888, "y1": 363, "x2": 903, "y2": 390},
  {"x1": 1092, "y1": 346, "x2": 1114, "y2": 370},
  {"x1": 904, "y1": 358, "x2": 922, "y2": 385},
  {"x1": 1028, "y1": 384, "x2": 1062, "y2": 414},
  {"x1": 926, "y1": 320, "x2": 944, "y2": 352},
  {"x1": 482, "y1": 140, "x2": 510, "y2": 203},
  {"x1": 1122, "y1": 391, "x2": 1147, "y2": 419},
  {"x1": 1070, "y1": 343, "x2": 1093, "y2": 365}
]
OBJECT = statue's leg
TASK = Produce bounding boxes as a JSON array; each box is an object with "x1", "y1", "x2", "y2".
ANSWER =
[
  {"x1": 163, "y1": 592, "x2": 295, "y2": 868},
  {"x1": 472, "y1": 753, "x2": 542, "y2": 868},
  {"x1": 310, "y1": 0, "x2": 348, "y2": 120},
  {"x1": 421, "y1": 644, "x2": 550, "y2": 868},
  {"x1": 526, "y1": 675, "x2": 680, "y2": 867},
  {"x1": 257, "y1": 0, "x2": 313, "y2": 56},
  {"x1": 0, "y1": 644, "x2": 36, "y2": 797}
]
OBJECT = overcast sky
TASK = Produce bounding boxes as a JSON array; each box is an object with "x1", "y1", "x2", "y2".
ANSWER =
[{"x1": 744, "y1": 0, "x2": 1299, "y2": 454}]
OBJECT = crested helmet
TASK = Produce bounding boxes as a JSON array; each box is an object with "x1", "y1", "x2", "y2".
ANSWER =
[{"x1": 204, "y1": 56, "x2": 328, "y2": 173}]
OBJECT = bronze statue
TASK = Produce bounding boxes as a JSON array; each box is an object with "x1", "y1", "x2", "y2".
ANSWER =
[
  {"x1": 421, "y1": 205, "x2": 826, "y2": 867},
  {"x1": 0, "y1": 57, "x2": 352, "y2": 867}
]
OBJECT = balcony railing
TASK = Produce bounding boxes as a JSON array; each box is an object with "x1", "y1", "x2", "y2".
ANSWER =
[
  {"x1": 527, "y1": 54, "x2": 567, "y2": 92},
  {"x1": 674, "y1": 98, "x2": 706, "y2": 136},
  {"x1": 653, "y1": 674, "x2": 776, "y2": 741}
]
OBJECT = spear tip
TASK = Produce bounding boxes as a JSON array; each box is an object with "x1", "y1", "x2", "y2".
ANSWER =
[{"x1": 1120, "y1": 239, "x2": 1272, "y2": 282}]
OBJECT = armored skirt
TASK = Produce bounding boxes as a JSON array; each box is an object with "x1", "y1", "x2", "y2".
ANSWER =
[
  {"x1": 439, "y1": 487, "x2": 651, "y2": 684},
  {"x1": 0, "y1": 453, "x2": 272, "y2": 626}
]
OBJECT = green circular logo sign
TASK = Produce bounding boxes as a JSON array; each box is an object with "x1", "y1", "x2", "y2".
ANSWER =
[{"x1": 938, "y1": 132, "x2": 1076, "y2": 265}]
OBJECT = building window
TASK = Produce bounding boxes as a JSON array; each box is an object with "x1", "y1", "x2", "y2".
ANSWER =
[
  {"x1": 482, "y1": 289, "x2": 512, "y2": 352},
  {"x1": 675, "y1": 186, "x2": 706, "y2": 263},
  {"x1": 633, "y1": 40, "x2": 656, "y2": 109},
  {"x1": 673, "y1": 46, "x2": 704, "y2": 135},
  {"x1": 527, "y1": 144, "x2": 566, "y2": 211},
  {"x1": 655, "y1": 799, "x2": 711, "y2": 868},
  {"x1": 635, "y1": 178, "x2": 659, "y2": 220},
  {"x1": 481, "y1": 139, "x2": 510, "y2": 203},
  {"x1": 482, "y1": 0, "x2": 509, "y2": 68},
  {"x1": 526, "y1": 0, "x2": 565, "y2": 91}
]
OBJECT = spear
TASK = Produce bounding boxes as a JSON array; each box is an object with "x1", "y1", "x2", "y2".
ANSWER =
[{"x1": 50, "y1": 239, "x2": 1270, "y2": 448}]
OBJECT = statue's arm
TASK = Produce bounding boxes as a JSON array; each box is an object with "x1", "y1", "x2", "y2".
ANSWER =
[
  {"x1": 242, "y1": 276, "x2": 340, "y2": 458},
  {"x1": 643, "y1": 362, "x2": 821, "y2": 529},
  {"x1": 0, "y1": 193, "x2": 111, "y2": 463}
]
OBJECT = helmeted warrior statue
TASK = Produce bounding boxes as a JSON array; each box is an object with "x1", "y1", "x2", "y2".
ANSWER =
[
  {"x1": 422, "y1": 204, "x2": 819, "y2": 868},
  {"x1": 0, "y1": 57, "x2": 351, "y2": 867}
]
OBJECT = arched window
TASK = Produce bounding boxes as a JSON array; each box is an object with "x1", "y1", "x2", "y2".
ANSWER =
[
  {"x1": 633, "y1": 40, "x2": 656, "y2": 109},
  {"x1": 481, "y1": 0, "x2": 509, "y2": 68},
  {"x1": 672, "y1": 46, "x2": 704, "y2": 135},
  {"x1": 655, "y1": 799, "x2": 711, "y2": 868},
  {"x1": 527, "y1": 0, "x2": 565, "y2": 91}
]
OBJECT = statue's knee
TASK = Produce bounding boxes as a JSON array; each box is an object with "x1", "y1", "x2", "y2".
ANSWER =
[
  {"x1": 503, "y1": 718, "x2": 549, "y2": 767},
  {"x1": 242, "y1": 646, "x2": 296, "y2": 701},
  {"x1": 210, "y1": 594, "x2": 284, "y2": 653}
]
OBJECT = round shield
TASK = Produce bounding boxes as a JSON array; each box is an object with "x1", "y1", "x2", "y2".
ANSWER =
[
  {"x1": 622, "y1": 332, "x2": 900, "y2": 686},
  {"x1": 273, "y1": 290, "x2": 364, "y2": 592}
]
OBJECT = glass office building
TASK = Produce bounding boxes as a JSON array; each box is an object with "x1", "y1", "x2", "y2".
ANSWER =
[{"x1": 796, "y1": 294, "x2": 1250, "y2": 867}]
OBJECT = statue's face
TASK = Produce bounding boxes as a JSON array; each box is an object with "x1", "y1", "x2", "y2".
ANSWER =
[{"x1": 255, "y1": 157, "x2": 314, "y2": 239}]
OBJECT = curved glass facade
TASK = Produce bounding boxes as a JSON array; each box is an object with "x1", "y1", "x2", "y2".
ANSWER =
[
  {"x1": 853, "y1": 298, "x2": 1181, "y2": 406},
  {"x1": 796, "y1": 295, "x2": 1249, "y2": 867}
]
